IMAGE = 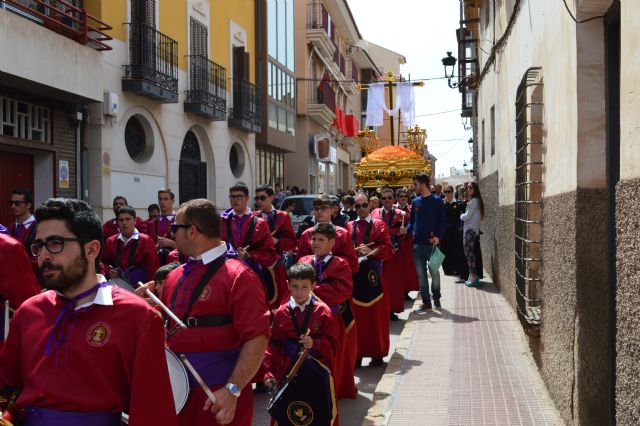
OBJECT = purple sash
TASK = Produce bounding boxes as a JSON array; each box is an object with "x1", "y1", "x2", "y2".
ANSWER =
[
  {"x1": 24, "y1": 406, "x2": 121, "y2": 426},
  {"x1": 125, "y1": 267, "x2": 147, "y2": 286},
  {"x1": 179, "y1": 348, "x2": 241, "y2": 387}
]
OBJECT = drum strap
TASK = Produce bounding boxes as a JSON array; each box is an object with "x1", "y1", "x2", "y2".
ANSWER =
[
  {"x1": 116, "y1": 238, "x2": 139, "y2": 269},
  {"x1": 288, "y1": 298, "x2": 315, "y2": 336},
  {"x1": 169, "y1": 255, "x2": 229, "y2": 328},
  {"x1": 225, "y1": 215, "x2": 258, "y2": 249},
  {"x1": 351, "y1": 220, "x2": 373, "y2": 246}
]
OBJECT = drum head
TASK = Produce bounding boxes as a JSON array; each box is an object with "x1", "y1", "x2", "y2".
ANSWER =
[
  {"x1": 165, "y1": 348, "x2": 190, "y2": 413},
  {"x1": 108, "y1": 278, "x2": 136, "y2": 293}
]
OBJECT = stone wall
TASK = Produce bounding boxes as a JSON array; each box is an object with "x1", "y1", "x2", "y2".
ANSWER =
[{"x1": 615, "y1": 177, "x2": 640, "y2": 426}]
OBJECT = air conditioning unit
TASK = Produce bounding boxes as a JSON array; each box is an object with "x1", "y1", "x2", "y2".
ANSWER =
[{"x1": 103, "y1": 92, "x2": 118, "y2": 116}]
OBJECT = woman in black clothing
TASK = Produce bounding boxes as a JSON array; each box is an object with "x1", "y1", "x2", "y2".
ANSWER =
[{"x1": 441, "y1": 185, "x2": 465, "y2": 275}]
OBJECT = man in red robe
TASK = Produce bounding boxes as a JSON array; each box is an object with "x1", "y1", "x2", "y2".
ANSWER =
[
  {"x1": 0, "y1": 233, "x2": 40, "y2": 350},
  {"x1": 102, "y1": 196, "x2": 146, "y2": 240},
  {"x1": 220, "y1": 183, "x2": 279, "y2": 307},
  {"x1": 371, "y1": 188, "x2": 409, "y2": 320},
  {"x1": 296, "y1": 195, "x2": 358, "y2": 274},
  {"x1": 395, "y1": 188, "x2": 420, "y2": 295},
  {"x1": 253, "y1": 185, "x2": 297, "y2": 308},
  {"x1": 144, "y1": 189, "x2": 177, "y2": 265},
  {"x1": 298, "y1": 223, "x2": 358, "y2": 400},
  {"x1": 347, "y1": 193, "x2": 393, "y2": 367},
  {"x1": 0, "y1": 198, "x2": 177, "y2": 426},
  {"x1": 8, "y1": 188, "x2": 39, "y2": 275},
  {"x1": 102, "y1": 206, "x2": 160, "y2": 284},
  {"x1": 139, "y1": 198, "x2": 270, "y2": 426}
]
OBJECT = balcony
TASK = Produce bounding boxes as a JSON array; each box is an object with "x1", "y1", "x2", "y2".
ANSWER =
[
  {"x1": 345, "y1": 60, "x2": 358, "y2": 94},
  {"x1": 307, "y1": 80, "x2": 336, "y2": 128},
  {"x1": 306, "y1": 1, "x2": 336, "y2": 60},
  {"x1": 228, "y1": 78, "x2": 262, "y2": 133},
  {"x1": 122, "y1": 23, "x2": 178, "y2": 103},
  {"x1": 2, "y1": 0, "x2": 112, "y2": 51},
  {"x1": 184, "y1": 55, "x2": 226, "y2": 120}
]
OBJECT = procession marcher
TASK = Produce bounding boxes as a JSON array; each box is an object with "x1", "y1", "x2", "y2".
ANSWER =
[
  {"x1": 394, "y1": 188, "x2": 420, "y2": 296},
  {"x1": 460, "y1": 182, "x2": 485, "y2": 288},
  {"x1": 262, "y1": 262, "x2": 338, "y2": 425},
  {"x1": 101, "y1": 206, "x2": 160, "y2": 284},
  {"x1": 347, "y1": 193, "x2": 393, "y2": 366},
  {"x1": 441, "y1": 185, "x2": 465, "y2": 276},
  {"x1": 142, "y1": 198, "x2": 270, "y2": 426},
  {"x1": 102, "y1": 196, "x2": 146, "y2": 240},
  {"x1": 144, "y1": 189, "x2": 177, "y2": 265},
  {"x1": 0, "y1": 198, "x2": 178, "y2": 426},
  {"x1": 331, "y1": 197, "x2": 350, "y2": 228},
  {"x1": 253, "y1": 185, "x2": 297, "y2": 308},
  {"x1": 341, "y1": 195, "x2": 358, "y2": 221},
  {"x1": 408, "y1": 173, "x2": 446, "y2": 311},
  {"x1": 220, "y1": 183, "x2": 279, "y2": 307},
  {"x1": 0, "y1": 233, "x2": 40, "y2": 350},
  {"x1": 298, "y1": 223, "x2": 357, "y2": 399},
  {"x1": 8, "y1": 189, "x2": 39, "y2": 275},
  {"x1": 371, "y1": 188, "x2": 408, "y2": 320},
  {"x1": 296, "y1": 195, "x2": 358, "y2": 274}
]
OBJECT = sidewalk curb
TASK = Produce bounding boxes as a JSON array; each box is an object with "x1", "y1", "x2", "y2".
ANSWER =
[{"x1": 361, "y1": 298, "x2": 422, "y2": 426}]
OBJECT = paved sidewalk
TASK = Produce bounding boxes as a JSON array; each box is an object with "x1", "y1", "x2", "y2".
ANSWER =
[{"x1": 363, "y1": 273, "x2": 565, "y2": 426}]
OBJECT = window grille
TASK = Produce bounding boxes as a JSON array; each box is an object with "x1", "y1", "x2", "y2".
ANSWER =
[
  {"x1": 514, "y1": 67, "x2": 544, "y2": 335},
  {"x1": 0, "y1": 96, "x2": 50, "y2": 143}
]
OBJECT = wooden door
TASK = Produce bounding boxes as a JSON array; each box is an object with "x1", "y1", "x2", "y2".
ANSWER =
[{"x1": 0, "y1": 150, "x2": 34, "y2": 226}]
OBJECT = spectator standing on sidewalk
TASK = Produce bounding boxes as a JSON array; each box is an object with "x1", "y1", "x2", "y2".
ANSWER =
[
  {"x1": 407, "y1": 173, "x2": 446, "y2": 310},
  {"x1": 441, "y1": 185, "x2": 464, "y2": 276},
  {"x1": 460, "y1": 182, "x2": 485, "y2": 287}
]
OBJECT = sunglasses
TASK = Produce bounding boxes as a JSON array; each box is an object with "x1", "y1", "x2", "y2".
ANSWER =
[
  {"x1": 254, "y1": 195, "x2": 268, "y2": 201},
  {"x1": 312, "y1": 205, "x2": 331, "y2": 212},
  {"x1": 397, "y1": 194, "x2": 407, "y2": 198},
  {"x1": 31, "y1": 236, "x2": 84, "y2": 257},
  {"x1": 381, "y1": 196, "x2": 394, "y2": 200},
  {"x1": 354, "y1": 203, "x2": 369, "y2": 209},
  {"x1": 170, "y1": 223, "x2": 192, "y2": 233},
  {"x1": 9, "y1": 200, "x2": 26, "y2": 206},
  {"x1": 444, "y1": 190, "x2": 453, "y2": 194}
]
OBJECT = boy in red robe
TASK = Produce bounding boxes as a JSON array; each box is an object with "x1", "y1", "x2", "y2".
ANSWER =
[
  {"x1": 395, "y1": 188, "x2": 420, "y2": 295},
  {"x1": 263, "y1": 262, "x2": 338, "y2": 425},
  {"x1": 8, "y1": 188, "x2": 39, "y2": 276},
  {"x1": 143, "y1": 189, "x2": 177, "y2": 265},
  {"x1": 0, "y1": 198, "x2": 177, "y2": 426},
  {"x1": 102, "y1": 196, "x2": 146, "y2": 240},
  {"x1": 298, "y1": 223, "x2": 358, "y2": 399},
  {"x1": 102, "y1": 206, "x2": 160, "y2": 284},
  {"x1": 296, "y1": 195, "x2": 359, "y2": 274},
  {"x1": 347, "y1": 193, "x2": 393, "y2": 367},
  {"x1": 253, "y1": 184, "x2": 297, "y2": 308}
]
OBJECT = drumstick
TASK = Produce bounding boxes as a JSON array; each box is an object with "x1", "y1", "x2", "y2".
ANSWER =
[
  {"x1": 180, "y1": 354, "x2": 218, "y2": 405},
  {"x1": 400, "y1": 210, "x2": 407, "y2": 227},
  {"x1": 4, "y1": 300, "x2": 9, "y2": 340},
  {"x1": 137, "y1": 282, "x2": 187, "y2": 329}
]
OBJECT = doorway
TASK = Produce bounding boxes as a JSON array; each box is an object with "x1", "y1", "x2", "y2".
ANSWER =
[{"x1": 179, "y1": 131, "x2": 207, "y2": 203}]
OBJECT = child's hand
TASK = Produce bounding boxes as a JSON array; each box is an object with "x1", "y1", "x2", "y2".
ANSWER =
[{"x1": 299, "y1": 335, "x2": 313, "y2": 350}]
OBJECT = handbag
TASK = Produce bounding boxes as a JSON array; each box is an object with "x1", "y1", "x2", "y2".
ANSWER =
[{"x1": 428, "y1": 245, "x2": 445, "y2": 275}]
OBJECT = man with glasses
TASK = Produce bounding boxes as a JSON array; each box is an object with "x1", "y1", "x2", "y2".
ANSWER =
[
  {"x1": 347, "y1": 193, "x2": 393, "y2": 367},
  {"x1": 145, "y1": 189, "x2": 177, "y2": 265},
  {"x1": 253, "y1": 185, "x2": 297, "y2": 308},
  {"x1": 220, "y1": 183, "x2": 278, "y2": 307},
  {"x1": 103, "y1": 196, "x2": 146, "y2": 240},
  {"x1": 0, "y1": 198, "x2": 178, "y2": 425},
  {"x1": 296, "y1": 195, "x2": 358, "y2": 274},
  {"x1": 8, "y1": 189, "x2": 38, "y2": 259},
  {"x1": 371, "y1": 188, "x2": 408, "y2": 320},
  {"x1": 393, "y1": 188, "x2": 420, "y2": 298},
  {"x1": 408, "y1": 173, "x2": 446, "y2": 311}
]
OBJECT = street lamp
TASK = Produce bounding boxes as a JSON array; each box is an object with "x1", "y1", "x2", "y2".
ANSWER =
[
  {"x1": 406, "y1": 125, "x2": 428, "y2": 157},
  {"x1": 441, "y1": 51, "x2": 469, "y2": 89},
  {"x1": 356, "y1": 128, "x2": 379, "y2": 155}
]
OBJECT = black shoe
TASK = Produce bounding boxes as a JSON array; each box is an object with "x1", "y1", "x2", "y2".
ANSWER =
[
  {"x1": 415, "y1": 303, "x2": 432, "y2": 312},
  {"x1": 434, "y1": 299, "x2": 441, "y2": 308},
  {"x1": 404, "y1": 292, "x2": 413, "y2": 301},
  {"x1": 390, "y1": 313, "x2": 399, "y2": 321},
  {"x1": 355, "y1": 358, "x2": 363, "y2": 369},
  {"x1": 369, "y1": 358, "x2": 385, "y2": 367},
  {"x1": 254, "y1": 382, "x2": 268, "y2": 393}
]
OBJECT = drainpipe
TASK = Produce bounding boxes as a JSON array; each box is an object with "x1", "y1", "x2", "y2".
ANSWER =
[
  {"x1": 80, "y1": 105, "x2": 89, "y2": 202},
  {"x1": 70, "y1": 107, "x2": 83, "y2": 200}
]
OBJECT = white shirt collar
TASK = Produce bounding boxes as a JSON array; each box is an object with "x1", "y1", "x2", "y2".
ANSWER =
[
  {"x1": 63, "y1": 275, "x2": 114, "y2": 310},
  {"x1": 17, "y1": 215, "x2": 36, "y2": 227},
  {"x1": 261, "y1": 206, "x2": 276, "y2": 215},
  {"x1": 288, "y1": 295, "x2": 312, "y2": 310},
  {"x1": 196, "y1": 241, "x2": 228, "y2": 265},
  {"x1": 358, "y1": 215, "x2": 373, "y2": 223},
  {"x1": 118, "y1": 229, "x2": 140, "y2": 245},
  {"x1": 233, "y1": 208, "x2": 252, "y2": 217}
]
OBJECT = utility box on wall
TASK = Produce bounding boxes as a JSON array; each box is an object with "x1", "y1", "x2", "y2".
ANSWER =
[{"x1": 103, "y1": 92, "x2": 118, "y2": 116}]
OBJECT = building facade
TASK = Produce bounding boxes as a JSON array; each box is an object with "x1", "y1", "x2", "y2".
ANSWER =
[{"x1": 457, "y1": 0, "x2": 634, "y2": 423}]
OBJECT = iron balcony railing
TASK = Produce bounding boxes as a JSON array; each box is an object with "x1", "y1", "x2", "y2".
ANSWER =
[
  {"x1": 308, "y1": 80, "x2": 336, "y2": 113},
  {"x1": 2, "y1": 0, "x2": 112, "y2": 51},
  {"x1": 124, "y1": 23, "x2": 178, "y2": 94},
  {"x1": 186, "y1": 54, "x2": 226, "y2": 115},
  {"x1": 229, "y1": 77, "x2": 262, "y2": 130}
]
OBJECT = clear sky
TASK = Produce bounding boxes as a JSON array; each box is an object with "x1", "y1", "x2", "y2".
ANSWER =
[{"x1": 346, "y1": 0, "x2": 473, "y2": 178}]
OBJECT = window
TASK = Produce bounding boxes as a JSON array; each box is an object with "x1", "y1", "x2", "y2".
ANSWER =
[
  {"x1": 267, "y1": 0, "x2": 294, "y2": 72},
  {"x1": 490, "y1": 105, "x2": 495, "y2": 156},
  {"x1": 124, "y1": 116, "x2": 152, "y2": 162},
  {"x1": 0, "y1": 96, "x2": 51, "y2": 143},
  {"x1": 190, "y1": 17, "x2": 207, "y2": 56},
  {"x1": 256, "y1": 148, "x2": 284, "y2": 186},
  {"x1": 481, "y1": 119, "x2": 485, "y2": 163},
  {"x1": 229, "y1": 142, "x2": 245, "y2": 178}
]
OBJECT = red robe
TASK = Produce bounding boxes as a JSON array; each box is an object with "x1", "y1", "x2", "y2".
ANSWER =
[
  {"x1": 162, "y1": 252, "x2": 270, "y2": 426},
  {"x1": 299, "y1": 254, "x2": 357, "y2": 400},
  {"x1": 254, "y1": 209, "x2": 297, "y2": 307},
  {"x1": 346, "y1": 218, "x2": 393, "y2": 359},
  {"x1": 0, "y1": 234, "x2": 40, "y2": 350},
  {"x1": 371, "y1": 207, "x2": 409, "y2": 313},
  {"x1": 0, "y1": 285, "x2": 178, "y2": 426},
  {"x1": 296, "y1": 225, "x2": 359, "y2": 274},
  {"x1": 103, "y1": 217, "x2": 147, "y2": 240},
  {"x1": 394, "y1": 204, "x2": 420, "y2": 292},
  {"x1": 167, "y1": 249, "x2": 186, "y2": 264},
  {"x1": 220, "y1": 211, "x2": 279, "y2": 307},
  {"x1": 7, "y1": 217, "x2": 39, "y2": 276},
  {"x1": 101, "y1": 233, "x2": 160, "y2": 282}
]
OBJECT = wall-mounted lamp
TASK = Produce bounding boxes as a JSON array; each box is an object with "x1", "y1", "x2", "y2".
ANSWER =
[{"x1": 442, "y1": 51, "x2": 470, "y2": 89}]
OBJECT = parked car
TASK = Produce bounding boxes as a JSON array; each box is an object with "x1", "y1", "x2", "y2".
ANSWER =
[{"x1": 279, "y1": 195, "x2": 316, "y2": 233}]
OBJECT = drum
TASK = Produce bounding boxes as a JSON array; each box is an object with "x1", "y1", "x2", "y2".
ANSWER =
[
  {"x1": 121, "y1": 348, "x2": 189, "y2": 424},
  {"x1": 351, "y1": 258, "x2": 383, "y2": 307},
  {"x1": 108, "y1": 278, "x2": 136, "y2": 293}
]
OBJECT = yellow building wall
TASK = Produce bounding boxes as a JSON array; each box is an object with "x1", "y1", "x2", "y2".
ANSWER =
[
  {"x1": 84, "y1": 0, "x2": 127, "y2": 43},
  {"x1": 211, "y1": 0, "x2": 255, "y2": 82}
]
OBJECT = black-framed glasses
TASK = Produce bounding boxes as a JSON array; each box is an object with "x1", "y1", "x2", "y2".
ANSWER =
[
  {"x1": 9, "y1": 200, "x2": 26, "y2": 206},
  {"x1": 170, "y1": 223, "x2": 192, "y2": 234},
  {"x1": 354, "y1": 203, "x2": 369, "y2": 209},
  {"x1": 254, "y1": 195, "x2": 267, "y2": 202},
  {"x1": 31, "y1": 236, "x2": 84, "y2": 256},
  {"x1": 381, "y1": 196, "x2": 394, "y2": 200},
  {"x1": 444, "y1": 190, "x2": 453, "y2": 194},
  {"x1": 312, "y1": 205, "x2": 331, "y2": 212},
  {"x1": 228, "y1": 194, "x2": 246, "y2": 201}
]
